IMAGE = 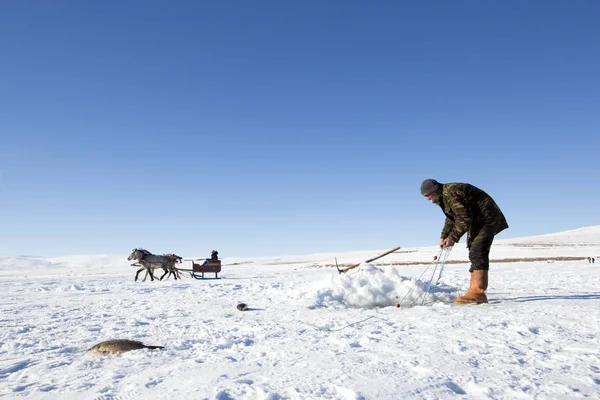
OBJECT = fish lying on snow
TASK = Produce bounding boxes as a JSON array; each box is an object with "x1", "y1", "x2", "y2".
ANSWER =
[{"x1": 87, "y1": 339, "x2": 164, "y2": 355}]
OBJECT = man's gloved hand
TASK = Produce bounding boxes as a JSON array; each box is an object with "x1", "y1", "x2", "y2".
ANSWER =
[{"x1": 440, "y1": 238, "x2": 455, "y2": 249}]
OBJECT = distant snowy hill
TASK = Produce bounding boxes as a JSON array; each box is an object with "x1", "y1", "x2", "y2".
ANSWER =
[
  {"x1": 498, "y1": 225, "x2": 600, "y2": 245},
  {"x1": 1, "y1": 226, "x2": 599, "y2": 277}
]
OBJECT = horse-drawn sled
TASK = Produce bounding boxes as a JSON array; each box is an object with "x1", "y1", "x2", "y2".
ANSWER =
[{"x1": 128, "y1": 248, "x2": 221, "y2": 281}]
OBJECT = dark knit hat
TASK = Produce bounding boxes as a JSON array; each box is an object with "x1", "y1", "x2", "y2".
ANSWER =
[{"x1": 420, "y1": 179, "x2": 441, "y2": 195}]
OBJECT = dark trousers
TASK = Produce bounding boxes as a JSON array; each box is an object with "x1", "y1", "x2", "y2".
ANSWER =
[{"x1": 467, "y1": 226, "x2": 495, "y2": 272}]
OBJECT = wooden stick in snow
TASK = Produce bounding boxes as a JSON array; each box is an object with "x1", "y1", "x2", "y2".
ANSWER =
[{"x1": 339, "y1": 246, "x2": 402, "y2": 274}]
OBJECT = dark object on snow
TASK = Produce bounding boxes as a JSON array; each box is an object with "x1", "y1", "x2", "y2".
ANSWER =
[
  {"x1": 87, "y1": 339, "x2": 164, "y2": 355},
  {"x1": 237, "y1": 303, "x2": 248, "y2": 311}
]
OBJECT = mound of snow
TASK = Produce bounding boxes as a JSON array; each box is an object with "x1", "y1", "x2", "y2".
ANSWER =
[{"x1": 297, "y1": 264, "x2": 456, "y2": 308}]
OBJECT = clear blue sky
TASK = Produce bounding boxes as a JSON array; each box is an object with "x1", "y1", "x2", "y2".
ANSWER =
[{"x1": 1, "y1": 1, "x2": 598, "y2": 257}]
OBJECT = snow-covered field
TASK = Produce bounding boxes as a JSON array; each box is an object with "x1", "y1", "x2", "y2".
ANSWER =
[{"x1": 1, "y1": 227, "x2": 599, "y2": 399}]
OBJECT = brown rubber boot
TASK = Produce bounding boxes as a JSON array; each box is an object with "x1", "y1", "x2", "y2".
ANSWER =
[{"x1": 454, "y1": 270, "x2": 488, "y2": 304}]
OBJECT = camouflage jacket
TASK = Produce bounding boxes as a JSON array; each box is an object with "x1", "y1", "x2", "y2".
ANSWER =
[{"x1": 433, "y1": 183, "x2": 508, "y2": 243}]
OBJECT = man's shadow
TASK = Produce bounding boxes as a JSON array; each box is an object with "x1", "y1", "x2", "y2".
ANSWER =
[{"x1": 491, "y1": 293, "x2": 600, "y2": 303}]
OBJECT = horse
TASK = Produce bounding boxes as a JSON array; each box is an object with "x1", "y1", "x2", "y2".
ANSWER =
[
  {"x1": 127, "y1": 249, "x2": 182, "y2": 281},
  {"x1": 127, "y1": 248, "x2": 182, "y2": 282}
]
